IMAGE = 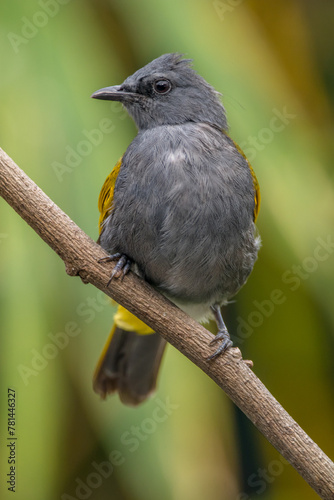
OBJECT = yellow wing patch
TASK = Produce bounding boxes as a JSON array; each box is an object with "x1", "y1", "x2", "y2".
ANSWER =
[
  {"x1": 248, "y1": 163, "x2": 261, "y2": 222},
  {"x1": 231, "y1": 139, "x2": 261, "y2": 223},
  {"x1": 98, "y1": 156, "x2": 123, "y2": 234},
  {"x1": 97, "y1": 158, "x2": 154, "y2": 336}
]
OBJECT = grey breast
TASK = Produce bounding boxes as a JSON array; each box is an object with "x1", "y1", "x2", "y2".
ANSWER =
[{"x1": 99, "y1": 122, "x2": 259, "y2": 304}]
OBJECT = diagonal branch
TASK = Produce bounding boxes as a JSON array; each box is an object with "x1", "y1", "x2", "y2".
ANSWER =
[{"x1": 0, "y1": 146, "x2": 333, "y2": 498}]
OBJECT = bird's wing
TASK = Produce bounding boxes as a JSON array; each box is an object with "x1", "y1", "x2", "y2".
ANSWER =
[
  {"x1": 98, "y1": 156, "x2": 123, "y2": 234},
  {"x1": 248, "y1": 162, "x2": 260, "y2": 223},
  {"x1": 233, "y1": 140, "x2": 261, "y2": 223}
]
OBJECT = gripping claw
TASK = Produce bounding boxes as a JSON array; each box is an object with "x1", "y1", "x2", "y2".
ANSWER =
[
  {"x1": 99, "y1": 253, "x2": 132, "y2": 285},
  {"x1": 207, "y1": 304, "x2": 233, "y2": 360}
]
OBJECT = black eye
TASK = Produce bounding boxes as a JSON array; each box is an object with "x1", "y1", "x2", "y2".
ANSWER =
[{"x1": 153, "y1": 79, "x2": 172, "y2": 94}]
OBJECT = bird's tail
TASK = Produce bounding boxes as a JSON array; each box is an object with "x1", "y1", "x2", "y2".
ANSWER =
[{"x1": 93, "y1": 305, "x2": 167, "y2": 406}]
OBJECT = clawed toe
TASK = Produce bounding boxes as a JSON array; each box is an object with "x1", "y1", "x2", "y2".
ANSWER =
[
  {"x1": 98, "y1": 253, "x2": 132, "y2": 285},
  {"x1": 207, "y1": 330, "x2": 233, "y2": 360},
  {"x1": 98, "y1": 252, "x2": 122, "y2": 264},
  {"x1": 207, "y1": 304, "x2": 233, "y2": 360},
  {"x1": 108, "y1": 255, "x2": 132, "y2": 284}
]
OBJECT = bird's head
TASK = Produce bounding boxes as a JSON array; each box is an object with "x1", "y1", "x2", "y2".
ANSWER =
[{"x1": 91, "y1": 53, "x2": 227, "y2": 131}]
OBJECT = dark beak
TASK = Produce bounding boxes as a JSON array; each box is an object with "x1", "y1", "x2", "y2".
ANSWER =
[{"x1": 91, "y1": 85, "x2": 141, "y2": 103}]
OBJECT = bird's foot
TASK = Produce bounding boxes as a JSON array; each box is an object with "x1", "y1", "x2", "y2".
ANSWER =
[
  {"x1": 207, "y1": 328, "x2": 233, "y2": 360},
  {"x1": 99, "y1": 253, "x2": 132, "y2": 285},
  {"x1": 207, "y1": 304, "x2": 233, "y2": 360}
]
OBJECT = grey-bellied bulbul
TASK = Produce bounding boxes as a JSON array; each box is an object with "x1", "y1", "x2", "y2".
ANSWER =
[{"x1": 91, "y1": 53, "x2": 261, "y2": 406}]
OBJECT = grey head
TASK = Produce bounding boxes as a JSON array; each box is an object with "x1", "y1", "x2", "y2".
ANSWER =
[{"x1": 91, "y1": 53, "x2": 228, "y2": 131}]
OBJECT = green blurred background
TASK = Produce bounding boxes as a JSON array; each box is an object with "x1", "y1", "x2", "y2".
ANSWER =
[{"x1": 1, "y1": 1, "x2": 334, "y2": 499}]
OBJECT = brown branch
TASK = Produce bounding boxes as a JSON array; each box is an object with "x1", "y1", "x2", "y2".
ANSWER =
[{"x1": 0, "y1": 146, "x2": 333, "y2": 498}]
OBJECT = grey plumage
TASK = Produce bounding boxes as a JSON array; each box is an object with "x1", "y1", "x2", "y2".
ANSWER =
[
  {"x1": 92, "y1": 53, "x2": 260, "y2": 404},
  {"x1": 97, "y1": 53, "x2": 228, "y2": 131},
  {"x1": 100, "y1": 122, "x2": 258, "y2": 317}
]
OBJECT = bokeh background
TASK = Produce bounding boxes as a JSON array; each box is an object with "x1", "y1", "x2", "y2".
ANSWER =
[{"x1": 1, "y1": 1, "x2": 334, "y2": 499}]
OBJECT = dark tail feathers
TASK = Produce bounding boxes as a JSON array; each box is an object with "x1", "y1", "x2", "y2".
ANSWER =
[{"x1": 93, "y1": 327, "x2": 166, "y2": 406}]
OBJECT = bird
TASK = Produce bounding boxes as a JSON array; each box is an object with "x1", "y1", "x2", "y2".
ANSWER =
[{"x1": 91, "y1": 53, "x2": 261, "y2": 406}]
